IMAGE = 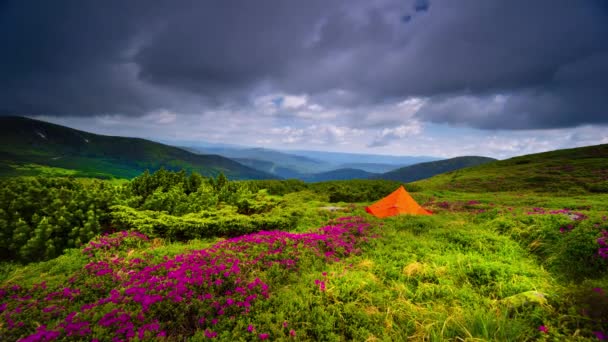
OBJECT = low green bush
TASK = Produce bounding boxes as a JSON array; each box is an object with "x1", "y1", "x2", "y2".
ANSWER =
[{"x1": 110, "y1": 205, "x2": 298, "y2": 240}]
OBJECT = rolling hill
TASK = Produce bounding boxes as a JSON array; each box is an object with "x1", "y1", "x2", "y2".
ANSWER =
[
  {"x1": 412, "y1": 144, "x2": 608, "y2": 193},
  {"x1": 0, "y1": 116, "x2": 276, "y2": 180},
  {"x1": 375, "y1": 156, "x2": 496, "y2": 183}
]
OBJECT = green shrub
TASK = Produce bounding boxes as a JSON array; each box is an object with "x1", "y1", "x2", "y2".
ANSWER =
[
  {"x1": 389, "y1": 215, "x2": 442, "y2": 236},
  {"x1": 242, "y1": 179, "x2": 308, "y2": 196},
  {"x1": 586, "y1": 181, "x2": 608, "y2": 193},
  {"x1": 110, "y1": 205, "x2": 297, "y2": 241},
  {"x1": 550, "y1": 225, "x2": 608, "y2": 280},
  {"x1": 0, "y1": 177, "x2": 118, "y2": 263}
]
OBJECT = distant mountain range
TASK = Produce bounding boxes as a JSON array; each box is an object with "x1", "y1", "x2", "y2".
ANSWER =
[
  {"x1": 286, "y1": 149, "x2": 440, "y2": 167},
  {"x1": 0, "y1": 116, "x2": 275, "y2": 179},
  {"x1": 186, "y1": 145, "x2": 495, "y2": 183},
  {"x1": 186, "y1": 145, "x2": 441, "y2": 179}
]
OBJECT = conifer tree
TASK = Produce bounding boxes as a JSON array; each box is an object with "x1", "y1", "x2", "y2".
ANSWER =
[
  {"x1": 10, "y1": 217, "x2": 31, "y2": 254},
  {"x1": 20, "y1": 217, "x2": 51, "y2": 261},
  {"x1": 216, "y1": 172, "x2": 228, "y2": 190}
]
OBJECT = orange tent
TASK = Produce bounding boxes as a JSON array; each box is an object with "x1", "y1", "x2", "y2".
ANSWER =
[{"x1": 365, "y1": 186, "x2": 432, "y2": 218}]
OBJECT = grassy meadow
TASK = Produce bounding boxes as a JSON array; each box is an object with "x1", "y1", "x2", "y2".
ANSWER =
[{"x1": 1, "y1": 147, "x2": 607, "y2": 341}]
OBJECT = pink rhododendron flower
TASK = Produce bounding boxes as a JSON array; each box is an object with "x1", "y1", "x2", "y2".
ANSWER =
[{"x1": 593, "y1": 331, "x2": 607, "y2": 340}]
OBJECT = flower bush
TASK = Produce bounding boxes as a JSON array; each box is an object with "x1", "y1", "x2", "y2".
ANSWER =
[
  {"x1": 0, "y1": 216, "x2": 376, "y2": 341},
  {"x1": 599, "y1": 230, "x2": 608, "y2": 259}
]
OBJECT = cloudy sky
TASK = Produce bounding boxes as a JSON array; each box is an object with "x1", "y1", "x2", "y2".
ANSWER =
[{"x1": 2, "y1": 0, "x2": 607, "y2": 159}]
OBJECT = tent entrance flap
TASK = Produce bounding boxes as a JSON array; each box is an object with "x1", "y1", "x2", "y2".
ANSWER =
[{"x1": 365, "y1": 186, "x2": 431, "y2": 218}]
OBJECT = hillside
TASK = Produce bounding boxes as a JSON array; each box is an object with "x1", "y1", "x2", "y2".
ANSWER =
[
  {"x1": 0, "y1": 116, "x2": 275, "y2": 180},
  {"x1": 413, "y1": 144, "x2": 608, "y2": 193},
  {"x1": 375, "y1": 156, "x2": 496, "y2": 183}
]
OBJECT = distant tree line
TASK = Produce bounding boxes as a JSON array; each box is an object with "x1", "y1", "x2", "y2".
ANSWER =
[{"x1": 244, "y1": 179, "x2": 406, "y2": 201}]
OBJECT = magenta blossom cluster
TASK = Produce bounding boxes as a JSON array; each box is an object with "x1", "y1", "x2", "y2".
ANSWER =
[
  {"x1": 0, "y1": 217, "x2": 376, "y2": 341},
  {"x1": 82, "y1": 230, "x2": 150, "y2": 258},
  {"x1": 594, "y1": 331, "x2": 607, "y2": 340},
  {"x1": 526, "y1": 207, "x2": 588, "y2": 221},
  {"x1": 598, "y1": 230, "x2": 608, "y2": 259},
  {"x1": 314, "y1": 279, "x2": 326, "y2": 292},
  {"x1": 559, "y1": 224, "x2": 575, "y2": 233},
  {"x1": 437, "y1": 201, "x2": 450, "y2": 209}
]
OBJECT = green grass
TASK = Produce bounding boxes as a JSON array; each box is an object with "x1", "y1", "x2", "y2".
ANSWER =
[
  {"x1": 241, "y1": 211, "x2": 554, "y2": 341},
  {"x1": 272, "y1": 193, "x2": 606, "y2": 340}
]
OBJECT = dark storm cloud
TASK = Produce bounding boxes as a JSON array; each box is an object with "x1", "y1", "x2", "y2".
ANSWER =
[
  {"x1": 0, "y1": 0, "x2": 607, "y2": 129},
  {"x1": 133, "y1": 1, "x2": 327, "y2": 97},
  {"x1": 0, "y1": 1, "x2": 165, "y2": 116}
]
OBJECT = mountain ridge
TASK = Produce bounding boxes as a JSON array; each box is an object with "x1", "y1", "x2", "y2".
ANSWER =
[{"x1": 0, "y1": 116, "x2": 276, "y2": 180}]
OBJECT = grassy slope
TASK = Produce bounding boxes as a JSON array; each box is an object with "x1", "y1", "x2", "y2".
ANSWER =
[
  {"x1": 375, "y1": 156, "x2": 496, "y2": 183},
  {"x1": 413, "y1": 144, "x2": 608, "y2": 193},
  {"x1": 0, "y1": 116, "x2": 275, "y2": 180}
]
